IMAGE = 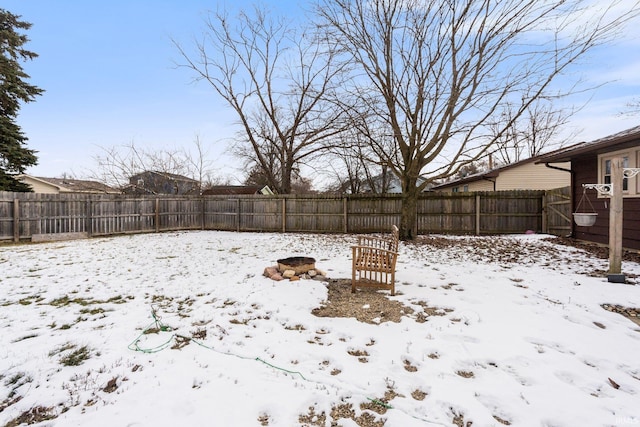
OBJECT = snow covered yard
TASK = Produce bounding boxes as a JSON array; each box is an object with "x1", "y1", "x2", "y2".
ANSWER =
[{"x1": 1, "y1": 231, "x2": 639, "y2": 427}]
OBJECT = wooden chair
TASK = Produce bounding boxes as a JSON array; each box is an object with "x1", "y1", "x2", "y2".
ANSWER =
[{"x1": 351, "y1": 225, "x2": 399, "y2": 295}]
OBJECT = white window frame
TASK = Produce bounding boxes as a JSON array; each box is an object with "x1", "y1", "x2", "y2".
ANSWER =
[{"x1": 598, "y1": 148, "x2": 638, "y2": 198}]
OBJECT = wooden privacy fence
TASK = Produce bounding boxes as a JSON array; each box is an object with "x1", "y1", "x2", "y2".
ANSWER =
[
  {"x1": 0, "y1": 189, "x2": 571, "y2": 242},
  {"x1": 544, "y1": 186, "x2": 572, "y2": 237}
]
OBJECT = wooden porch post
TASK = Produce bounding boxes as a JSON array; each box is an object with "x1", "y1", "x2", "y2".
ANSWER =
[{"x1": 608, "y1": 157, "x2": 624, "y2": 282}]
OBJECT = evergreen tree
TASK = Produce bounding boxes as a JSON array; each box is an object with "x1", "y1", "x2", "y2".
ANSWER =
[{"x1": 0, "y1": 9, "x2": 43, "y2": 191}]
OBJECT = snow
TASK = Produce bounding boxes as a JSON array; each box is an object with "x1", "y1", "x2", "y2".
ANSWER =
[{"x1": 1, "y1": 231, "x2": 639, "y2": 426}]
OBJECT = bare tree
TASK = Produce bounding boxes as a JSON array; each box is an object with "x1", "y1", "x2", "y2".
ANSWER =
[
  {"x1": 174, "y1": 5, "x2": 349, "y2": 194},
  {"x1": 244, "y1": 161, "x2": 312, "y2": 193},
  {"x1": 322, "y1": 127, "x2": 397, "y2": 193},
  {"x1": 91, "y1": 142, "x2": 154, "y2": 189},
  {"x1": 490, "y1": 100, "x2": 576, "y2": 164},
  {"x1": 90, "y1": 139, "x2": 220, "y2": 190},
  {"x1": 316, "y1": 0, "x2": 639, "y2": 239},
  {"x1": 442, "y1": 158, "x2": 490, "y2": 183},
  {"x1": 182, "y1": 134, "x2": 219, "y2": 192},
  {"x1": 619, "y1": 98, "x2": 640, "y2": 117},
  {"x1": 322, "y1": 144, "x2": 372, "y2": 194}
]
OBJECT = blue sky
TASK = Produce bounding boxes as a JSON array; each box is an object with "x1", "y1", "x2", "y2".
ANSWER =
[
  {"x1": 4, "y1": 1, "x2": 640, "y2": 182},
  {"x1": 4, "y1": 0, "x2": 298, "y2": 182}
]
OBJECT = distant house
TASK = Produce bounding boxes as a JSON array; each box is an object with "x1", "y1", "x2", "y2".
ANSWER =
[
  {"x1": 202, "y1": 185, "x2": 274, "y2": 196},
  {"x1": 536, "y1": 125, "x2": 640, "y2": 250},
  {"x1": 433, "y1": 155, "x2": 570, "y2": 192},
  {"x1": 17, "y1": 175, "x2": 120, "y2": 194},
  {"x1": 124, "y1": 171, "x2": 199, "y2": 195}
]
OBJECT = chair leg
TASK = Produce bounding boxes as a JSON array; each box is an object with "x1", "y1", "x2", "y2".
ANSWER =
[
  {"x1": 351, "y1": 270, "x2": 357, "y2": 293},
  {"x1": 390, "y1": 271, "x2": 395, "y2": 296}
]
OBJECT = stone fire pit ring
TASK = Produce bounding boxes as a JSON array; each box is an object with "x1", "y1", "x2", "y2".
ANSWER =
[{"x1": 277, "y1": 256, "x2": 316, "y2": 275}]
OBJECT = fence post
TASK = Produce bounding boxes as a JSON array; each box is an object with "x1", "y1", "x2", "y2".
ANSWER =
[
  {"x1": 85, "y1": 199, "x2": 93, "y2": 237},
  {"x1": 282, "y1": 198, "x2": 286, "y2": 233},
  {"x1": 541, "y1": 192, "x2": 547, "y2": 234},
  {"x1": 475, "y1": 194, "x2": 481, "y2": 235},
  {"x1": 155, "y1": 198, "x2": 160, "y2": 233},
  {"x1": 201, "y1": 196, "x2": 206, "y2": 230},
  {"x1": 236, "y1": 199, "x2": 241, "y2": 232},
  {"x1": 343, "y1": 197, "x2": 348, "y2": 233},
  {"x1": 414, "y1": 195, "x2": 420, "y2": 236},
  {"x1": 13, "y1": 198, "x2": 19, "y2": 242}
]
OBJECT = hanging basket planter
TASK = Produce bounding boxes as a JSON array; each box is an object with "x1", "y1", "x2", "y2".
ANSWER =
[
  {"x1": 573, "y1": 212, "x2": 597, "y2": 227},
  {"x1": 573, "y1": 186, "x2": 599, "y2": 227}
]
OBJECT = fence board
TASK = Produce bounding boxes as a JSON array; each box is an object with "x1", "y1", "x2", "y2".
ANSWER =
[
  {"x1": 545, "y1": 186, "x2": 572, "y2": 236},
  {"x1": 0, "y1": 189, "x2": 569, "y2": 242}
]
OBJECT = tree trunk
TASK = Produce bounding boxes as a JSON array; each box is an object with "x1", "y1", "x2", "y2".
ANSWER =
[{"x1": 399, "y1": 185, "x2": 419, "y2": 241}]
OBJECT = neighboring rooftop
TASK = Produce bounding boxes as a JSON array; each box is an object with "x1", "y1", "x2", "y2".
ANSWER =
[
  {"x1": 202, "y1": 185, "x2": 274, "y2": 195},
  {"x1": 536, "y1": 125, "x2": 640, "y2": 164},
  {"x1": 18, "y1": 175, "x2": 120, "y2": 194},
  {"x1": 129, "y1": 171, "x2": 199, "y2": 182},
  {"x1": 432, "y1": 151, "x2": 569, "y2": 191}
]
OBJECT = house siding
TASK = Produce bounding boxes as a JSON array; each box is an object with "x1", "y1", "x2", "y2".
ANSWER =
[
  {"x1": 436, "y1": 161, "x2": 570, "y2": 192},
  {"x1": 464, "y1": 180, "x2": 494, "y2": 192},
  {"x1": 572, "y1": 154, "x2": 640, "y2": 250},
  {"x1": 21, "y1": 178, "x2": 59, "y2": 194},
  {"x1": 495, "y1": 162, "x2": 569, "y2": 191}
]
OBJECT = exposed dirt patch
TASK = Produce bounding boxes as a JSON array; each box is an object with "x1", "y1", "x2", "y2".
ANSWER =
[
  {"x1": 360, "y1": 388, "x2": 399, "y2": 415},
  {"x1": 257, "y1": 413, "x2": 270, "y2": 426},
  {"x1": 409, "y1": 235, "x2": 640, "y2": 284},
  {"x1": 330, "y1": 402, "x2": 385, "y2": 427},
  {"x1": 411, "y1": 234, "x2": 640, "y2": 263},
  {"x1": 494, "y1": 415, "x2": 512, "y2": 425},
  {"x1": 0, "y1": 395, "x2": 22, "y2": 413},
  {"x1": 347, "y1": 349, "x2": 369, "y2": 357},
  {"x1": 411, "y1": 389, "x2": 427, "y2": 400},
  {"x1": 452, "y1": 411, "x2": 473, "y2": 427},
  {"x1": 299, "y1": 406, "x2": 326, "y2": 426},
  {"x1": 313, "y1": 237, "x2": 640, "y2": 326},
  {"x1": 602, "y1": 303, "x2": 640, "y2": 327},
  {"x1": 413, "y1": 300, "x2": 452, "y2": 319},
  {"x1": 102, "y1": 376, "x2": 118, "y2": 393},
  {"x1": 5, "y1": 406, "x2": 57, "y2": 427},
  {"x1": 551, "y1": 237, "x2": 640, "y2": 263},
  {"x1": 312, "y1": 279, "x2": 414, "y2": 324},
  {"x1": 403, "y1": 359, "x2": 418, "y2": 372},
  {"x1": 456, "y1": 370, "x2": 475, "y2": 378}
]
